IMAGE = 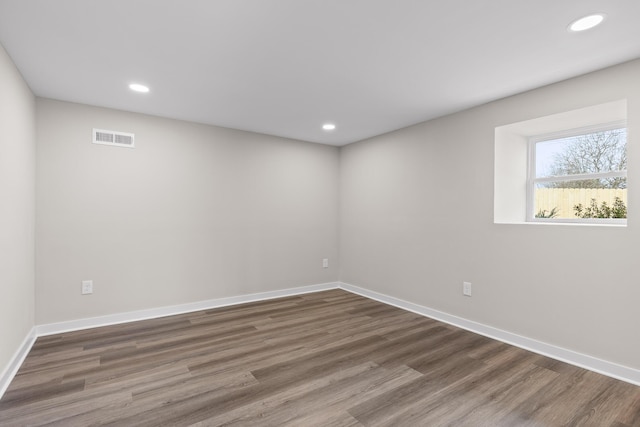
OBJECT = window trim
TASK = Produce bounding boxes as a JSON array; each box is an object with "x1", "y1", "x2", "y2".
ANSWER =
[{"x1": 526, "y1": 120, "x2": 627, "y2": 224}]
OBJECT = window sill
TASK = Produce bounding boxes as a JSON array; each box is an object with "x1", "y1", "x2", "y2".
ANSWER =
[{"x1": 495, "y1": 220, "x2": 627, "y2": 227}]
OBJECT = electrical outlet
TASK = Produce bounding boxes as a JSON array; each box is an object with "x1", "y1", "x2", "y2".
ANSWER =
[
  {"x1": 463, "y1": 281, "x2": 472, "y2": 297},
  {"x1": 82, "y1": 280, "x2": 93, "y2": 295},
  {"x1": 322, "y1": 258, "x2": 329, "y2": 268}
]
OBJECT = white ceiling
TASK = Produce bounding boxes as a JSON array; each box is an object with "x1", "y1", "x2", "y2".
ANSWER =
[{"x1": 1, "y1": 1, "x2": 639, "y2": 146}]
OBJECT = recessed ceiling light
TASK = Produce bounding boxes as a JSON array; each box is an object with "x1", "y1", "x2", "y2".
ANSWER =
[
  {"x1": 322, "y1": 123, "x2": 336, "y2": 131},
  {"x1": 568, "y1": 14, "x2": 605, "y2": 32},
  {"x1": 129, "y1": 83, "x2": 150, "y2": 93}
]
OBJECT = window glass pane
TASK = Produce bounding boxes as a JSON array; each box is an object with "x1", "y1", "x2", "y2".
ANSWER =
[
  {"x1": 535, "y1": 128, "x2": 627, "y2": 178},
  {"x1": 534, "y1": 182, "x2": 627, "y2": 219}
]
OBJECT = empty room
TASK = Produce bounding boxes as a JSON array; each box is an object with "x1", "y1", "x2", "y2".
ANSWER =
[{"x1": 1, "y1": 1, "x2": 640, "y2": 425}]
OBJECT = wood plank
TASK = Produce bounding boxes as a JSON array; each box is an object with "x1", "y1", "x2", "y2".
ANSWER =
[{"x1": 0, "y1": 289, "x2": 638, "y2": 426}]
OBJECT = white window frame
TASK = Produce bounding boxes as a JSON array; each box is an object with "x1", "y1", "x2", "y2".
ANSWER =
[{"x1": 526, "y1": 121, "x2": 627, "y2": 224}]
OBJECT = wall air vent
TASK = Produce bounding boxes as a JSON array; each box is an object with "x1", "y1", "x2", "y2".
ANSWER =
[{"x1": 92, "y1": 128, "x2": 135, "y2": 148}]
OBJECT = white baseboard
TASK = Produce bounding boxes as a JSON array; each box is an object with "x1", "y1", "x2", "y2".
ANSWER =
[
  {"x1": 339, "y1": 282, "x2": 640, "y2": 387},
  {"x1": 0, "y1": 326, "x2": 37, "y2": 399},
  {"x1": 36, "y1": 282, "x2": 340, "y2": 336}
]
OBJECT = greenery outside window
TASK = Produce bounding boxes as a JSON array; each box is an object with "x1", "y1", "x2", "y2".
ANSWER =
[{"x1": 528, "y1": 122, "x2": 627, "y2": 224}]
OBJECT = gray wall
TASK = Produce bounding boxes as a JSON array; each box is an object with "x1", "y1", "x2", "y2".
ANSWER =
[
  {"x1": 339, "y1": 59, "x2": 640, "y2": 370},
  {"x1": 4, "y1": 47, "x2": 640, "y2": 380},
  {"x1": 0, "y1": 44, "x2": 35, "y2": 374},
  {"x1": 36, "y1": 99, "x2": 339, "y2": 324}
]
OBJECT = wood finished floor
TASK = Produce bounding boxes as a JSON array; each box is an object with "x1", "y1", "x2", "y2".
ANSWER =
[{"x1": 1, "y1": 290, "x2": 639, "y2": 426}]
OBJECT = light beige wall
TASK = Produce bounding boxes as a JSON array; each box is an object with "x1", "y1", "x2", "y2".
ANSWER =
[
  {"x1": 339, "y1": 59, "x2": 640, "y2": 370},
  {"x1": 36, "y1": 99, "x2": 339, "y2": 324},
  {"x1": 0, "y1": 45, "x2": 35, "y2": 372}
]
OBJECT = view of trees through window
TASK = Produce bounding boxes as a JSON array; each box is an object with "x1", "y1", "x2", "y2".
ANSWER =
[{"x1": 532, "y1": 127, "x2": 627, "y2": 220}]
